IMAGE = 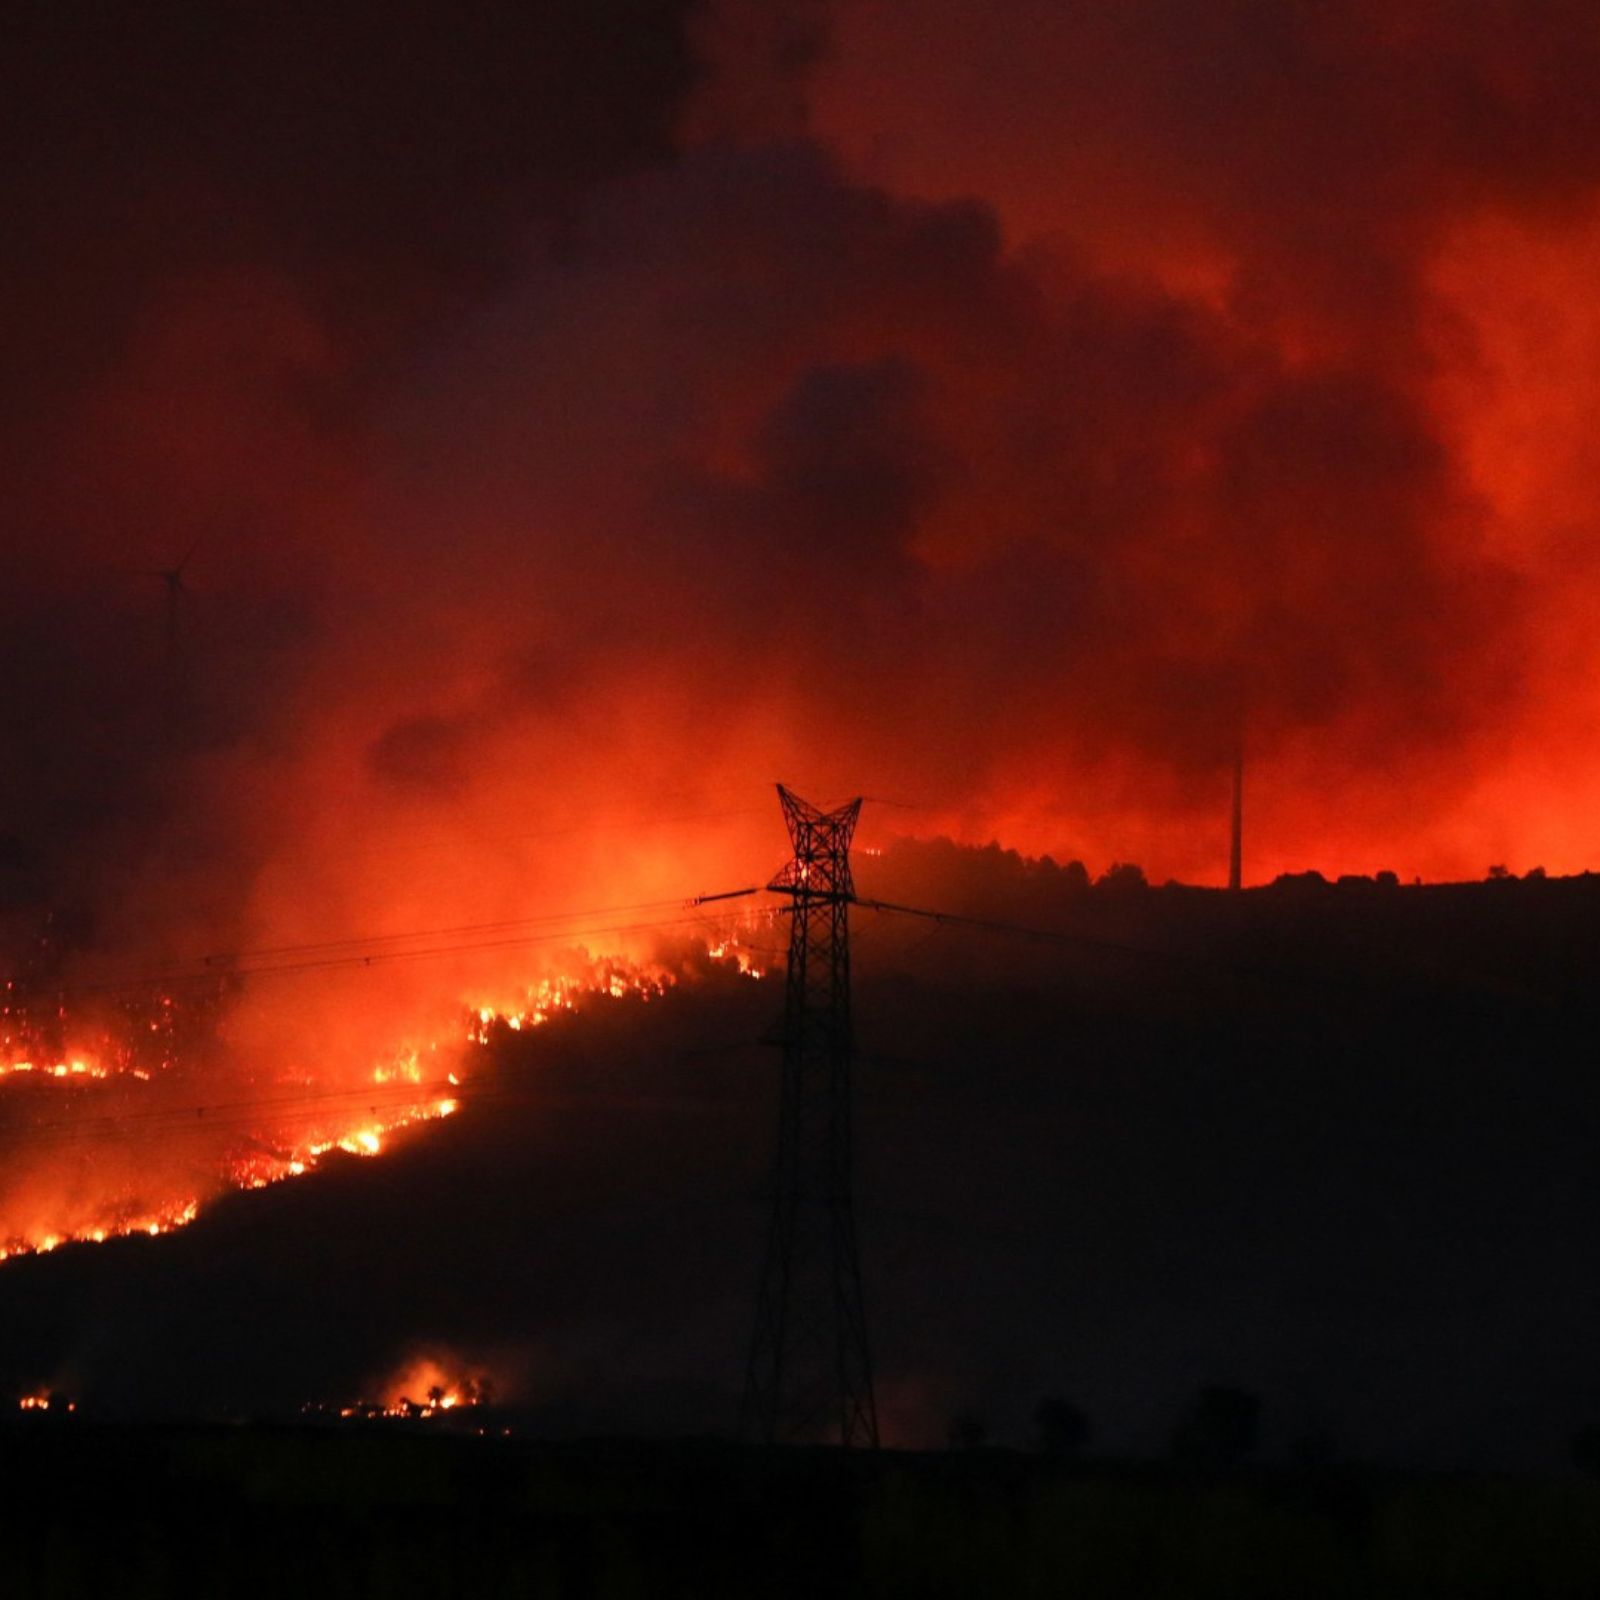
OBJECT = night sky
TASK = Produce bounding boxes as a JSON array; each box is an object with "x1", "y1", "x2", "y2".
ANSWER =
[{"x1": 5, "y1": 0, "x2": 1600, "y2": 1472}]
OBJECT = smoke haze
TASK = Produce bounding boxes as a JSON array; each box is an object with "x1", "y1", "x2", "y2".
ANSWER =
[
  {"x1": 6, "y1": 6, "x2": 1600, "y2": 1461},
  {"x1": 9, "y1": 0, "x2": 1600, "y2": 976}
]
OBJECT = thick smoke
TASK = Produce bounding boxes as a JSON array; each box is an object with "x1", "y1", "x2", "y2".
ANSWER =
[
  {"x1": 0, "y1": 2, "x2": 1598, "y2": 1144},
  {"x1": 3, "y1": 1, "x2": 1600, "y2": 1453},
  {"x1": 7, "y1": 0, "x2": 1598, "y2": 962},
  {"x1": 805, "y1": 0, "x2": 1600, "y2": 872}
]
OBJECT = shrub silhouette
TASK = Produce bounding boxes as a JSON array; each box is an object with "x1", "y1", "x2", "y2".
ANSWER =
[
  {"x1": 1032, "y1": 1395, "x2": 1091, "y2": 1458},
  {"x1": 1571, "y1": 1425, "x2": 1600, "y2": 1476},
  {"x1": 947, "y1": 1412, "x2": 988, "y2": 1450},
  {"x1": 1171, "y1": 1384, "x2": 1261, "y2": 1469}
]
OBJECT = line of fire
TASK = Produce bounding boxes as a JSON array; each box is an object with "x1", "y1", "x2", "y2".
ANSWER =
[
  {"x1": 0, "y1": 783, "x2": 903, "y2": 1437},
  {"x1": 5, "y1": 768, "x2": 1600, "y2": 1464},
  {"x1": 0, "y1": 778, "x2": 1004, "y2": 1448}
]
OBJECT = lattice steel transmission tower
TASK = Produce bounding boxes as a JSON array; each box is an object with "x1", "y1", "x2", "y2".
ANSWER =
[{"x1": 741, "y1": 785, "x2": 879, "y2": 1447}]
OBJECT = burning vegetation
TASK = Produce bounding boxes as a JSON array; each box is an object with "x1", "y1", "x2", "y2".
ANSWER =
[
  {"x1": 301, "y1": 1352, "x2": 496, "y2": 1423},
  {"x1": 16, "y1": 1393, "x2": 71, "y2": 1413},
  {"x1": 2, "y1": 981, "x2": 185, "y2": 1084},
  {"x1": 0, "y1": 924, "x2": 769, "y2": 1268}
]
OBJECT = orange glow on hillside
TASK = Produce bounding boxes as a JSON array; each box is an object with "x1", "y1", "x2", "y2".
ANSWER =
[
  {"x1": 0, "y1": 932, "x2": 768, "y2": 1269},
  {"x1": 301, "y1": 1350, "x2": 500, "y2": 1423}
]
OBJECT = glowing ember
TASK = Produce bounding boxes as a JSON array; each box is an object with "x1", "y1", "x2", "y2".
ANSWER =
[
  {"x1": 463, "y1": 941, "x2": 764, "y2": 1040},
  {"x1": 0, "y1": 935, "x2": 762, "y2": 1268},
  {"x1": 225, "y1": 1098, "x2": 459, "y2": 1193},
  {"x1": 372, "y1": 1045, "x2": 428, "y2": 1085},
  {"x1": 2, "y1": 981, "x2": 200, "y2": 1087},
  {"x1": 0, "y1": 1195, "x2": 203, "y2": 1262},
  {"x1": 0, "y1": 1060, "x2": 108, "y2": 1082},
  {"x1": 464, "y1": 959, "x2": 674, "y2": 1040},
  {"x1": 377, "y1": 1353, "x2": 492, "y2": 1416},
  {"x1": 16, "y1": 1393, "x2": 72, "y2": 1413},
  {"x1": 303, "y1": 1353, "x2": 494, "y2": 1422},
  {"x1": 705, "y1": 936, "x2": 766, "y2": 977}
]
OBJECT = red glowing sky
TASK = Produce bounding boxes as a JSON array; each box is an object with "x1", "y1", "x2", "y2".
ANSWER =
[
  {"x1": 5, "y1": 4, "x2": 1600, "y2": 1460},
  {"x1": 6, "y1": 0, "x2": 1600, "y2": 969}
]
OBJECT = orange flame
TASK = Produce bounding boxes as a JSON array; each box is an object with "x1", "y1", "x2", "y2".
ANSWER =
[
  {"x1": 0, "y1": 938, "x2": 763, "y2": 1268},
  {"x1": 304, "y1": 1351, "x2": 496, "y2": 1421}
]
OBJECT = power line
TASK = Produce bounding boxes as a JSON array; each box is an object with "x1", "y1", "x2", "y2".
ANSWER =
[
  {"x1": 854, "y1": 894, "x2": 1538, "y2": 1004},
  {"x1": 18, "y1": 895, "x2": 776, "y2": 1003},
  {"x1": 220, "y1": 911, "x2": 764, "y2": 981},
  {"x1": 202, "y1": 895, "x2": 706, "y2": 965},
  {"x1": 854, "y1": 895, "x2": 1163, "y2": 962},
  {"x1": 276, "y1": 804, "x2": 773, "y2": 865}
]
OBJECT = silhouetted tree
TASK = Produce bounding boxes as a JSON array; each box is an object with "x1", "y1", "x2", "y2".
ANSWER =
[
  {"x1": 1272, "y1": 870, "x2": 1328, "y2": 892},
  {"x1": 947, "y1": 1412, "x2": 988, "y2": 1450},
  {"x1": 1171, "y1": 1385, "x2": 1261, "y2": 1469},
  {"x1": 1032, "y1": 1395, "x2": 1091, "y2": 1458},
  {"x1": 1572, "y1": 1425, "x2": 1600, "y2": 1476},
  {"x1": 1487, "y1": 864, "x2": 1511, "y2": 880},
  {"x1": 1097, "y1": 862, "x2": 1146, "y2": 891},
  {"x1": 1286, "y1": 1421, "x2": 1337, "y2": 1469}
]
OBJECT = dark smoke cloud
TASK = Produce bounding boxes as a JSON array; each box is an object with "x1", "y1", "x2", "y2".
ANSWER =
[
  {"x1": 0, "y1": 1, "x2": 1596, "y2": 1024},
  {"x1": 793, "y1": 2, "x2": 1600, "y2": 855},
  {"x1": 2, "y1": 0, "x2": 1600, "y2": 1458},
  {"x1": 377, "y1": 129, "x2": 1514, "y2": 857},
  {"x1": 809, "y1": 1, "x2": 1600, "y2": 315},
  {"x1": 0, "y1": 0, "x2": 697, "y2": 923}
]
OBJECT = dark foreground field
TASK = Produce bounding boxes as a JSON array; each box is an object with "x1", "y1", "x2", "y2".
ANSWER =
[{"x1": 3, "y1": 1423, "x2": 1600, "y2": 1598}]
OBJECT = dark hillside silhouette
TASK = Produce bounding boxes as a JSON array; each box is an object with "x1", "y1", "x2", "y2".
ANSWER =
[{"x1": 0, "y1": 845, "x2": 1595, "y2": 1470}]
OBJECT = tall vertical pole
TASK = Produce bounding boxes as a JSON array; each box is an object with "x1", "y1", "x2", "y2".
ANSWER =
[
  {"x1": 741, "y1": 785, "x2": 878, "y2": 1447},
  {"x1": 1229, "y1": 739, "x2": 1244, "y2": 893}
]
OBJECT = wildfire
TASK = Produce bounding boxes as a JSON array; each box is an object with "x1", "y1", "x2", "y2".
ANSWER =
[
  {"x1": 2, "y1": 984, "x2": 191, "y2": 1086},
  {"x1": 372, "y1": 1044, "x2": 429, "y2": 1084},
  {"x1": 0, "y1": 934, "x2": 764, "y2": 1270},
  {"x1": 0, "y1": 1196, "x2": 204, "y2": 1262},
  {"x1": 301, "y1": 1353, "x2": 494, "y2": 1422},
  {"x1": 464, "y1": 958, "x2": 674, "y2": 1040},
  {"x1": 705, "y1": 936, "x2": 765, "y2": 977},
  {"x1": 224, "y1": 1097, "x2": 461, "y2": 1193},
  {"x1": 16, "y1": 1393, "x2": 73, "y2": 1413},
  {"x1": 463, "y1": 938, "x2": 766, "y2": 1040},
  {"x1": 0, "y1": 1059, "x2": 109, "y2": 1082}
]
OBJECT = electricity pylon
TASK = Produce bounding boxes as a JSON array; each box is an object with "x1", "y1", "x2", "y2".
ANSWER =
[{"x1": 741, "y1": 785, "x2": 878, "y2": 1447}]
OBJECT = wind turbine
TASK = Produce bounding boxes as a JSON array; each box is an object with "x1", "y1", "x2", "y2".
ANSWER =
[
  {"x1": 126, "y1": 540, "x2": 202, "y2": 721},
  {"x1": 131, "y1": 540, "x2": 199, "y2": 665}
]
